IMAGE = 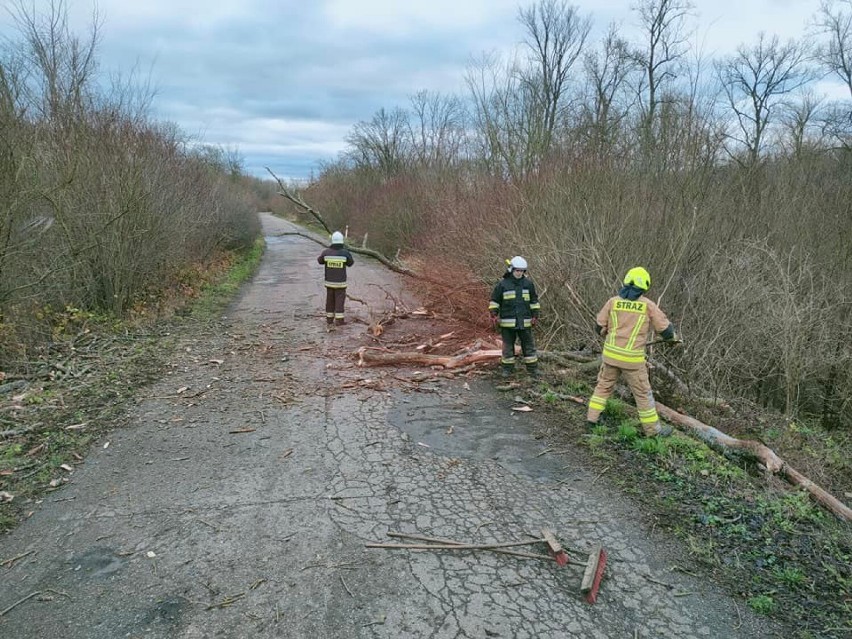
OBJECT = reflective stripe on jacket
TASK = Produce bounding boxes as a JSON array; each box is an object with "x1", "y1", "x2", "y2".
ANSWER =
[
  {"x1": 489, "y1": 274, "x2": 540, "y2": 330},
  {"x1": 318, "y1": 246, "x2": 354, "y2": 288},
  {"x1": 596, "y1": 295, "x2": 670, "y2": 369}
]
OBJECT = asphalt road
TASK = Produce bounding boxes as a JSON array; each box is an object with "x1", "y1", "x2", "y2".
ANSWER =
[{"x1": 0, "y1": 214, "x2": 783, "y2": 638}]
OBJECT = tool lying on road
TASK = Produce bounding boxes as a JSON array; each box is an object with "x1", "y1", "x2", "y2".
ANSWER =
[
  {"x1": 366, "y1": 529, "x2": 607, "y2": 604},
  {"x1": 541, "y1": 528, "x2": 568, "y2": 566}
]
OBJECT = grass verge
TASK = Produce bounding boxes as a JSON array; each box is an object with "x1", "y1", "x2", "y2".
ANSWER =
[
  {"x1": 535, "y1": 375, "x2": 851, "y2": 639},
  {"x1": 0, "y1": 240, "x2": 264, "y2": 533}
]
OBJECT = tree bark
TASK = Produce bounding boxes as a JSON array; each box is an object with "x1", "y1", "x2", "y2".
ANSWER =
[
  {"x1": 656, "y1": 402, "x2": 852, "y2": 522},
  {"x1": 655, "y1": 402, "x2": 784, "y2": 471},
  {"x1": 356, "y1": 347, "x2": 501, "y2": 369}
]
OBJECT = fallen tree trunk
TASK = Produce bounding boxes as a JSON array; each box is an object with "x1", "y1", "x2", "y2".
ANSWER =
[
  {"x1": 356, "y1": 347, "x2": 501, "y2": 369},
  {"x1": 266, "y1": 168, "x2": 330, "y2": 234},
  {"x1": 266, "y1": 168, "x2": 428, "y2": 280},
  {"x1": 551, "y1": 392, "x2": 851, "y2": 521},
  {"x1": 655, "y1": 402, "x2": 784, "y2": 472},
  {"x1": 538, "y1": 350, "x2": 597, "y2": 364},
  {"x1": 356, "y1": 347, "x2": 600, "y2": 370},
  {"x1": 656, "y1": 402, "x2": 852, "y2": 522}
]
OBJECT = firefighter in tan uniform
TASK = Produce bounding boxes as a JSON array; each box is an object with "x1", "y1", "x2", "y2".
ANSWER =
[{"x1": 587, "y1": 267, "x2": 679, "y2": 437}]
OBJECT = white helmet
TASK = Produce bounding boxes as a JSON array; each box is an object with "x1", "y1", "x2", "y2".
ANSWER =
[
  {"x1": 509, "y1": 256, "x2": 528, "y2": 270},
  {"x1": 331, "y1": 231, "x2": 344, "y2": 244}
]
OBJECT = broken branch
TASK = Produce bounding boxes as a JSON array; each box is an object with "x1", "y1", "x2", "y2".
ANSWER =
[{"x1": 0, "y1": 591, "x2": 41, "y2": 617}]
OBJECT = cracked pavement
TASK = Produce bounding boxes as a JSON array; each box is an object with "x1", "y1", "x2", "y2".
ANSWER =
[{"x1": 0, "y1": 213, "x2": 784, "y2": 638}]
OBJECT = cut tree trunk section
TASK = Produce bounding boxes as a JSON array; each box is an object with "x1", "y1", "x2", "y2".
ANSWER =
[{"x1": 356, "y1": 347, "x2": 502, "y2": 369}]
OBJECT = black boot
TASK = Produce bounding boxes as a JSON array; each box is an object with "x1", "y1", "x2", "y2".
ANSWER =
[
  {"x1": 500, "y1": 366, "x2": 513, "y2": 378},
  {"x1": 526, "y1": 365, "x2": 540, "y2": 378}
]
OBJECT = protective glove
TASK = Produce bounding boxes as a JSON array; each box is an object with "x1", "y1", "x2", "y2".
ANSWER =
[
  {"x1": 489, "y1": 314, "x2": 499, "y2": 329},
  {"x1": 530, "y1": 317, "x2": 538, "y2": 327}
]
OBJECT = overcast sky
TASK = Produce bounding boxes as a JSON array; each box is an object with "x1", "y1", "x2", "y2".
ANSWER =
[{"x1": 3, "y1": 0, "x2": 837, "y2": 180}]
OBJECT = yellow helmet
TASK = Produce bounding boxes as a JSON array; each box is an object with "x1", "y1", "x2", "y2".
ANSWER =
[{"x1": 623, "y1": 266, "x2": 651, "y2": 291}]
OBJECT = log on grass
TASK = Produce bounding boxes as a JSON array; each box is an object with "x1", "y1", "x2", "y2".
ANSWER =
[
  {"x1": 781, "y1": 465, "x2": 852, "y2": 522},
  {"x1": 656, "y1": 402, "x2": 852, "y2": 522},
  {"x1": 356, "y1": 347, "x2": 501, "y2": 370},
  {"x1": 655, "y1": 402, "x2": 783, "y2": 471}
]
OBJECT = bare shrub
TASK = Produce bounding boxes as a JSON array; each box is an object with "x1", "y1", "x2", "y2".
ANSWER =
[{"x1": 0, "y1": 1, "x2": 260, "y2": 366}]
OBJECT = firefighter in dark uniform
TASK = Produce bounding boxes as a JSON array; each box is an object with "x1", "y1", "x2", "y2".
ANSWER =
[
  {"x1": 489, "y1": 256, "x2": 541, "y2": 378},
  {"x1": 317, "y1": 231, "x2": 354, "y2": 330}
]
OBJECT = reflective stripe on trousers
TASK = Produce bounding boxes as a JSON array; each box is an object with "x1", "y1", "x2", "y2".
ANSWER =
[
  {"x1": 586, "y1": 362, "x2": 659, "y2": 433},
  {"x1": 500, "y1": 327, "x2": 537, "y2": 366}
]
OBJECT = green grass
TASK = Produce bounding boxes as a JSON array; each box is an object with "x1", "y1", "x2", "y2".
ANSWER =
[
  {"x1": 541, "y1": 390, "x2": 559, "y2": 404},
  {"x1": 632, "y1": 436, "x2": 669, "y2": 455},
  {"x1": 747, "y1": 594, "x2": 777, "y2": 615},
  {"x1": 1, "y1": 443, "x2": 23, "y2": 461},
  {"x1": 603, "y1": 398, "x2": 629, "y2": 421},
  {"x1": 559, "y1": 379, "x2": 591, "y2": 395},
  {"x1": 767, "y1": 492, "x2": 825, "y2": 526},
  {"x1": 586, "y1": 424, "x2": 609, "y2": 449},
  {"x1": 772, "y1": 566, "x2": 806, "y2": 586},
  {"x1": 554, "y1": 384, "x2": 851, "y2": 636},
  {"x1": 191, "y1": 238, "x2": 264, "y2": 318},
  {"x1": 615, "y1": 420, "x2": 640, "y2": 442}
]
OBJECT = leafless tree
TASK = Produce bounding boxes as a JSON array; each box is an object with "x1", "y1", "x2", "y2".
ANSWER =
[
  {"x1": 717, "y1": 34, "x2": 812, "y2": 167},
  {"x1": 465, "y1": 52, "x2": 529, "y2": 179},
  {"x1": 813, "y1": 0, "x2": 852, "y2": 96},
  {"x1": 578, "y1": 24, "x2": 639, "y2": 164},
  {"x1": 0, "y1": 0, "x2": 258, "y2": 320},
  {"x1": 517, "y1": 0, "x2": 592, "y2": 161},
  {"x1": 345, "y1": 107, "x2": 411, "y2": 177},
  {"x1": 777, "y1": 90, "x2": 826, "y2": 158},
  {"x1": 408, "y1": 90, "x2": 468, "y2": 170},
  {"x1": 631, "y1": 0, "x2": 695, "y2": 137},
  {"x1": 10, "y1": 0, "x2": 102, "y2": 121},
  {"x1": 464, "y1": 1, "x2": 592, "y2": 180},
  {"x1": 810, "y1": 0, "x2": 852, "y2": 147}
]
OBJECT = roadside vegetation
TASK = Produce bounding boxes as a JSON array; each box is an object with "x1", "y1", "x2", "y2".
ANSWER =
[
  {"x1": 527, "y1": 372, "x2": 849, "y2": 637},
  {"x1": 1, "y1": 0, "x2": 849, "y2": 635},
  {"x1": 0, "y1": 238, "x2": 264, "y2": 532},
  {"x1": 0, "y1": 3, "x2": 271, "y2": 528},
  {"x1": 301, "y1": 0, "x2": 852, "y2": 436}
]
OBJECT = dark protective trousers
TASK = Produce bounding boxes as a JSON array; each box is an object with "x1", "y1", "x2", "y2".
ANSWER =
[
  {"x1": 500, "y1": 327, "x2": 538, "y2": 369},
  {"x1": 325, "y1": 287, "x2": 346, "y2": 323}
]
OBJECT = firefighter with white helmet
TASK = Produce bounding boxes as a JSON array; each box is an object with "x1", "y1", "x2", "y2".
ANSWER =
[
  {"x1": 317, "y1": 231, "x2": 354, "y2": 330},
  {"x1": 586, "y1": 267, "x2": 679, "y2": 436},
  {"x1": 489, "y1": 256, "x2": 541, "y2": 378}
]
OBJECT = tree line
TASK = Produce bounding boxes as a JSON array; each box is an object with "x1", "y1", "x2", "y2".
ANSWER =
[
  {"x1": 304, "y1": 0, "x2": 852, "y2": 428},
  {"x1": 0, "y1": 1, "x2": 265, "y2": 366}
]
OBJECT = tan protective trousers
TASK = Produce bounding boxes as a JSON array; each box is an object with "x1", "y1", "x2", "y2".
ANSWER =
[{"x1": 586, "y1": 362, "x2": 661, "y2": 435}]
